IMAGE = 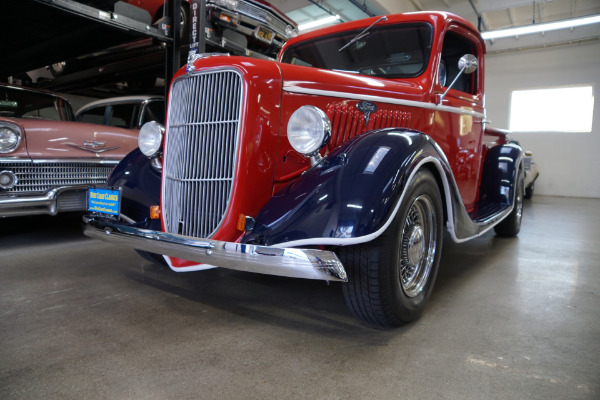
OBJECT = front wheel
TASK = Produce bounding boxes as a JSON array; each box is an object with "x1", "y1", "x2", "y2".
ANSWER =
[{"x1": 339, "y1": 169, "x2": 444, "y2": 327}]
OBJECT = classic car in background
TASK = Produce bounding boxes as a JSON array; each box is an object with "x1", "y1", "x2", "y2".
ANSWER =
[
  {"x1": 0, "y1": 84, "x2": 139, "y2": 217},
  {"x1": 204, "y1": 0, "x2": 298, "y2": 57},
  {"x1": 523, "y1": 151, "x2": 539, "y2": 198},
  {"x1": 76, "y1": 95, "x2": 165, "y2": 128},
  {"x1": 509, "y1": 139, "x2": 539, "y2": 199},
  {"x1": 49, "y1": 0, "x2": 298, "y2": 77}
]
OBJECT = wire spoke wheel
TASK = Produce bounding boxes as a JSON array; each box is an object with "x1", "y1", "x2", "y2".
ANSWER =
[
  {"x1": 399, "y1": 195, "x2": 437, "y2": 298},
  {"x1": 340, "y1": 169, "x2": 443, "y2": 327}
]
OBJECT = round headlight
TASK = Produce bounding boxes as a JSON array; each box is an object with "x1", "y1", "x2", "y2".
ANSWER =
[
  {"x1": 0, "y1": 124, "x2": 21, "y2": 153},
  {"x1": 287, "y1": 106, "x2": 331, "y2": 156},
  {"x1": 138, "y1": 121, "x2": 164, "y2": 157},
  {"x1": 0, "y1": 170, "x2": 18, "y2": 190}
]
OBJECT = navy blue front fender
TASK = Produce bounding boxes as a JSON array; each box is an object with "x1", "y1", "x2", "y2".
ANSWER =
[
  {"x1": 242, "y1": 129, "x2": 448, "y2": 247},
  {"x1": 106, "y1": 148, "x2": 162, "y2": 228}
]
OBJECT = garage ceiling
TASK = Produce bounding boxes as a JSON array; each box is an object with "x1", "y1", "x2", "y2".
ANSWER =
[{"x1": 272, "y1": 0, "x2": 600, "y2": 52}]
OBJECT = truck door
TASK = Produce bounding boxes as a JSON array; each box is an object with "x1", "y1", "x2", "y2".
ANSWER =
[{"x1": 434, "y1": 28, "x2": 485, "y2": 212}]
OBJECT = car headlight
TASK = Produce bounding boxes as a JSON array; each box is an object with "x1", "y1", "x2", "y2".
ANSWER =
[
  {"x1": 0, "y1": 123, "x2": 22, "y2": 153},
  {"x1": 214, "y1": 0, "x2": 237, "y2": 11},
  {"x1": 287, "y1": 106, "x2": 331, "y2": 156},
  {"x1": 285, "y1": 25, "x2": 299, "y2": 38},
  {"x1": 138, "y1": 121, "x2": 164, "y2": 157}
]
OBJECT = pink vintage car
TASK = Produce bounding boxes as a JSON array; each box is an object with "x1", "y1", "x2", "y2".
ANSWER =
[{"x1": 0, "y1": 83, "x2": 139, "y2": 217}]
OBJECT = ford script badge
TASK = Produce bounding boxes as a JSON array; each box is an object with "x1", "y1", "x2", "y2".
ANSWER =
[{"x1": 357, "y1": 101, "x2": 377, "y2": 124}]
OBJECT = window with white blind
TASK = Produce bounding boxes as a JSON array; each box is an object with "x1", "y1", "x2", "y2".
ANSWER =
[{"x1": 509, "y1": 85, "x2": 594, "y2": 133}]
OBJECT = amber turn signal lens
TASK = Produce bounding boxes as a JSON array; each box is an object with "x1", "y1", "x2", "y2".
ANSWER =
[
  {"x1": 150, "y1": 205, "x2": 161, "y2": 219},
  {"x1": 237, "y1": 214, "x2": 246, "y2": 231},
  {"x1": 237, "y1": 214, "x2": 256, "y2": 232}
]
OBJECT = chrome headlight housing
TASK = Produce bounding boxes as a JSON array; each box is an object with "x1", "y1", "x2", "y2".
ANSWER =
[
  {"x1": 138, "y1": 121, "x2": 164, "y2": 157},
  {"x1": 214, "y1": 0, "x2": 237, "y2": 11},
  {"x1": 0, "y1": 122, "x2": 22, "y2": 153},
  {"x1": 287, "y1": 106, "x2": 331, "y2": 156}
]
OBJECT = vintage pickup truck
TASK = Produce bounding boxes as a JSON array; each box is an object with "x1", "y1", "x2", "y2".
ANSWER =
[{"x1": 83, "y1": 11, "x2": 525, "y2": 327}]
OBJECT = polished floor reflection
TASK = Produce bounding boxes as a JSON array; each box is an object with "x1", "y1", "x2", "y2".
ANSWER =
[{"x1": 1, "y1": 196, "x2": 598, "y2": 399}]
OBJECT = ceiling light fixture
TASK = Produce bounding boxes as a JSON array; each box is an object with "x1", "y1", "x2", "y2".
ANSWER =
[
  {"x1": 299, "y1": 15, "x2": 341, "y2": 32},
  {"x1": 481, "y1": 14, "x2": 600, "y2": 40}
]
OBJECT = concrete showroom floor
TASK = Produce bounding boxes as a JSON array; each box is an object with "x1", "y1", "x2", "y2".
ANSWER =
[{"x1": 1, "y1": 195, "x2": 599, "y2": 400}]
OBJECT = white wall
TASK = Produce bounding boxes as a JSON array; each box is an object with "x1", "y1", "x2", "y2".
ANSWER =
[{"x1": 484, "y1": 40, "x2": 600, "y2": 198}]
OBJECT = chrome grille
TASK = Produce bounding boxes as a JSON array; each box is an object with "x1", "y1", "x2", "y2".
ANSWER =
[
  {"x1": 163, "y1": 69, "x2": 243, "y2": 238},
  {"x1": 326, "y1": 104, "x2": 412, "y2": 151},
  {"x1": 0, "y1": 162, "x2": 115, "y2": 194},
  {"x1": 236, "y1": 0, "x2": 289, "y2": 35}
]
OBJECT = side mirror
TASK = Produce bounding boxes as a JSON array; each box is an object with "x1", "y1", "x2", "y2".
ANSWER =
[
  {"x1": 438, "y1": 54, "x2": 478, "y2": 104},
  {"x1": 458, "y1": 54, "x2": 478, "y2": 74}
]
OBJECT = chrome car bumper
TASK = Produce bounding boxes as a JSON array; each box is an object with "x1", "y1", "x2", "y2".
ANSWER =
[
  {"x1": 82, "y1": 217, "x2": 348, "y2": 282},
  {"x1": 0, "y1": 185, "x2": 89, "y2": 217}
]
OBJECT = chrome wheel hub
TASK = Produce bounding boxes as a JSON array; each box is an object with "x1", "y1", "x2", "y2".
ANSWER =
[
  {"x1": 400, "y1": 195, "x2": 437, "y2": 298},
  {"x1": 407, "y1": 225, "x2": 425, "y2": 266}
]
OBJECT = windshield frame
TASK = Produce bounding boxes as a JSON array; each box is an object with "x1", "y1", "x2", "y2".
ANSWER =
[{"x1": 280, "y1": 22, "x2": 434, "y2": 80}]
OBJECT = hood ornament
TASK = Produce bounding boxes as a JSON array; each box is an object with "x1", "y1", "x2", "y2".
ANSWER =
[{"x1": 186, "y1": 50, "x2": 230, "y2": 73}]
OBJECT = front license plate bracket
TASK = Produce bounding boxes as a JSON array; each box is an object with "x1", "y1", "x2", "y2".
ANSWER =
[{"x1": 87, "y1": 187, "x2": 121, "y2": 220}]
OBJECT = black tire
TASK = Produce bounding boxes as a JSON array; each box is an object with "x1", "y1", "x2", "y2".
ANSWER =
[
  {"x1": 339, "y1": 169, "x2": 444, "y2": 327},
  {"x1": 179, "y1": 4, "x2": 189, "y2": 43},
  {"x1": 524, "y1": 181, "x2": 534, "y2": 199},
  {"x1": 494, "y1": 168, "x2": 524, "y2": 237}
]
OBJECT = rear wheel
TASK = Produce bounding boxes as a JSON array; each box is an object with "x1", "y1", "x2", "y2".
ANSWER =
[
  {"x1": 494, "y1": 168, "x2": 524, "y2": 237},
  {"x1": 340, "y1": 169, "x2": 443, "y2": 327}
]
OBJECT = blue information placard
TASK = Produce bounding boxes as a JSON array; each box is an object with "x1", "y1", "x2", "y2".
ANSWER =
[{"x1": 88, "y1": 188, "x2": 120, "y2": 216}]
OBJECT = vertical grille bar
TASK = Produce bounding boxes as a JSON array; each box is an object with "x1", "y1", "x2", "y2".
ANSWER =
[{"x1": 163, "y1": 69, "x2": 243, "y2": 238}]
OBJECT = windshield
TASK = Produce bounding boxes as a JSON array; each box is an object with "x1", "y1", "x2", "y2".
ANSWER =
[
  {"x1": 281, "y1": 23, "x2": 433, "y2": 79},
  {"x1": 0, "y1": 86, "x2": 75, "y2": 121}
]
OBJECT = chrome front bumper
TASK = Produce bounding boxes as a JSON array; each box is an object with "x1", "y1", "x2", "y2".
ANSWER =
[
  {"x1": 82, "y1": 217, "x2": 348, "y2": 282},
  {"x1": 0, "y1": 185, "x2": 89, "y2": 217}
]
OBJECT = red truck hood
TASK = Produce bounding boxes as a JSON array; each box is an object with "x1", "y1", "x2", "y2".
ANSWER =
[{"x1": 1, "y1": 117, "x2": 138, "y2": 160}]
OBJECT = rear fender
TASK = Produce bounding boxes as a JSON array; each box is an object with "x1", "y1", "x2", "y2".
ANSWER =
[{"x1": 478, "y1": 143, "x2": 524, "y2": 206}]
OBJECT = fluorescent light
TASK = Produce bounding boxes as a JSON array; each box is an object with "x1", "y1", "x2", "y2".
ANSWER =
[
  {"x1": 299, "y1": 15, "x2": 340, "y2": 32},
  {"x1": 482, "y1": 14, "x2": 600, "y2": 40}
]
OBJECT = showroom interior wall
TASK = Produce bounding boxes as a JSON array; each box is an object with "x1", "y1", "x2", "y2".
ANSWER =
[{"x1": 484, "y1": 39, "x2": 600, "y2": 198}]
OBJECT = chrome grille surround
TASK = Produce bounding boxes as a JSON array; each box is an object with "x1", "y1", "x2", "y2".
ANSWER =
[
  {"x1": 163, "y1": 69, "x2": 243, "y2": 239},
  {"x1": 0, "y1": 160, "x2": 117, "y2": 195}
]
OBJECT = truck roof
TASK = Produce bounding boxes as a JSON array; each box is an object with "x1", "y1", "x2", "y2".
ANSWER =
[{"x1": 280, "y1": 11, "x2": 484, "y2": 58}]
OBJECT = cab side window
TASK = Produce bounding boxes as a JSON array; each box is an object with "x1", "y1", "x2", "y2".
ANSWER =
[{"x1": 440, "y1": 31, "x2": 478, "y2": 95}]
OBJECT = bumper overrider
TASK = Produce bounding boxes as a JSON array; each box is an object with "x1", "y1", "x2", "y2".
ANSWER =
[{"x1": 82, "y1": 216, "x2": 348, "y2": 282}]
